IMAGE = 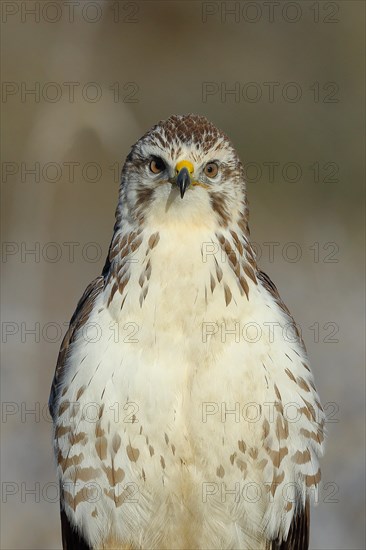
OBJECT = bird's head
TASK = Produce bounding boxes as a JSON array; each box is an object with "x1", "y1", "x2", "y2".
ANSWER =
[{"x1": 118, "y1": 114, "x2": 248, "y2": 233}]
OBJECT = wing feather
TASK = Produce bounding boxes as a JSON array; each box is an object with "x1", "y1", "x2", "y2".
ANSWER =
[
  {"x1": 270, "y1": 499, "x2": 310, "y2": 549},
  {"x1": 257, "y1": 270, "x2": 306, "y2": 350},
  {"x1": 60, "y1": 507, "x2": 91, "y2": 550},
  {"x1": 48, "y1": 276, "x2": 105, "y2": 420},
  {"x1": 258, "y1": 270, "x2": 311, "y2": 548},
  {"x1": 49, "y1": 276, "x2": 105, "y2": 549}
]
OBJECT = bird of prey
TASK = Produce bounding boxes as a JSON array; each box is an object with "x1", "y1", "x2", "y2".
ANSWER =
[{"x1": 49, "y1": 114, "x2": 324, "y2": 550}]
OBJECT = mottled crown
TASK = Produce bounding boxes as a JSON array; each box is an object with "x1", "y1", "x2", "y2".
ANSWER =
[
  {"x1": 136, "y1": 114, "x2": 232, "y2": 155},
  {"x1": 120, "y1": 113, "x2": 243, "y2": 177}
]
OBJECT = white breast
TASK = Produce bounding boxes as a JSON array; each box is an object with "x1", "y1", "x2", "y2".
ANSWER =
[{"x1": 55, "y1": 225, "x2": 324, "y2": 549}]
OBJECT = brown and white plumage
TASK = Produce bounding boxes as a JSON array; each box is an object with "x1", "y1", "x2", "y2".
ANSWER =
[{"x1": 49, "y1": 114, "x2": 324, "y2": 550}]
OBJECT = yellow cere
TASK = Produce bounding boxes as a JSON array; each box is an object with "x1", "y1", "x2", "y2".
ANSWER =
[
  {"x1": 175, "y1": 160, "x2": 194, "y2": 175},
  {"x1": 174, "y1": 160, "x2": 210, "y2": 190}
]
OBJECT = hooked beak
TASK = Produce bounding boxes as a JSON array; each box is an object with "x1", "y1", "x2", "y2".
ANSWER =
[
  {"x1": 175, "y1": 160, "x2": 194, "y2": 199},
  {"x1": 176, "y1": 167, "x2": 191, "y2": 199}
]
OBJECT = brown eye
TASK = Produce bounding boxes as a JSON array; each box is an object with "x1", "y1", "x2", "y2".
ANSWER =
[
  {"x1": 204, "y1": 162, "x2": 219, "y2": 178},
  {"x1": 149, "y1": 157, "x2": 165, "y2": 174}
]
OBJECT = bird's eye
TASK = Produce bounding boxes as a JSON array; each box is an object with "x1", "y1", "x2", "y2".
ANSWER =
[
  {"x1": 149, "y1": 157, "x2": 166, "y2": 174},
  {"x1": 204, "y1": 162, "x2": 219, "y2": 178}
]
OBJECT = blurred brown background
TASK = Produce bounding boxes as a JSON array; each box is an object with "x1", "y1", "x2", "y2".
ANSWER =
[{"x1": 1, "y1": 1, "x2": 365, "y2": 548}]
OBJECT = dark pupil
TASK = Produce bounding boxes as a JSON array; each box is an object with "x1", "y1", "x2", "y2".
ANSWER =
[
  {"x1": 207, "y1": 165, "x2": 214, "y2": 172},
  {"x1": 154, "y1": 158, "x2": 164, "y2": 171}
]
